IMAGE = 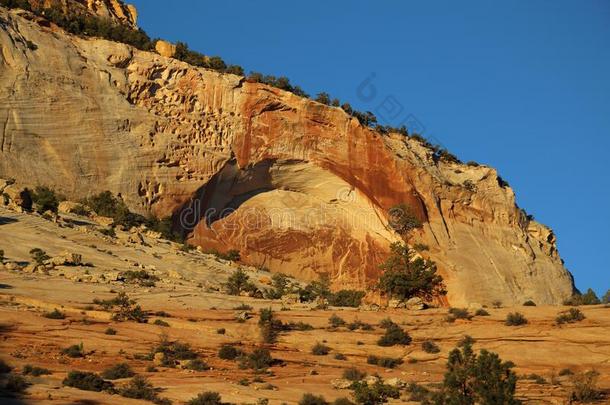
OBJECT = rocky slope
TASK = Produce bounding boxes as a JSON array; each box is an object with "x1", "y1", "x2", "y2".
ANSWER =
[{"x1": 0, "y1": 4, "x2": 575, "y2": 305}]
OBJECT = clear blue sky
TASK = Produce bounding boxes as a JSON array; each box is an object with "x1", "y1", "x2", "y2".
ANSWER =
[{"x1": 130, "y1": 0, "x2": 610, "y2": 296}]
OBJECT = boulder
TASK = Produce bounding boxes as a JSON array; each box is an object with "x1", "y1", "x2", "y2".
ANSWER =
[
  {"x1": 48, "y1": 252, "x2": 83, "y2": 267},
  {"x1": 406, "y1": 297, "x2": 425, "y2": 310},
  {"x1": 331, "y1": 378, "x2": 352, "y2": 390},
  {"x1": 388, "y1": 298, "x2": 406, "y2": 309},
  {"x1": 363, "y1": 375, "x2": 380, "y2": 386},
  {"x1": 3, "y1": 262, "x2": 20, "y2": 271},
  {"x1": 385, "y1": 377, "x2": 406, "y2": 388},
  {"x1": 235, "y1": 311, "x2": 251, "y2": 322},
  {"x1": 153, "y1": 352, "x2": 166, "y2": 367},
  {"x1": 281, "y1": 293, "x2": 301, "y2": 305},
  {"x1": 58, "y1": 201, "x2": 89, "y2": 215},
  {"x1": 3, "y1": 185, "x2": 32, "y2": 210},
  {"x1": 92, "y1": 215, "x2": 114, "y2": 227}
]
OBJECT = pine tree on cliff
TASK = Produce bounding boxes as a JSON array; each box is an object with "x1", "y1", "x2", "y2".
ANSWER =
[{"x1": 377, "y1": 242, "x2": 446, "y2": 302}]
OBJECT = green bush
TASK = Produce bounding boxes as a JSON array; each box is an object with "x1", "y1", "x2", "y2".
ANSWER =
[
  {"x1": 299, "y1": 393, "x2": 329, "y2": 405},
  {"x1": 239, "y1": 348, "x2": 274, "y2": 371},
  {"x1": 31, "y1": 186, "x2": 61, "y2": 214},
  {"x1": 3, "y1": 373, "x2": 29, "y2": 394},
  {"x1": 556, "y1": 308, "x2": 585, "y2": 325},
  {"x1": 119, "y1": 375, "x2": 169, "y2": 404},
  {"x1": 447, "y1": 308, "x2": 472, "y2": 322},
  {"x1": 152, "y1": 337, "x2": 197, "y2": 367},
  {"x1": 121, "y1": 270, "x2": 160, "y2": 287},
  {"x1": 342, "y1": 367, "x2": 366, "y2": 381},
  {"x1": 29, "y1": 248, "x2": 50, "y2": 265},
  {"x1": 97, "y1": 292, "x2": 148, "y2": 323},
  {"x1": 350, "y1": 381, "x2": 400, "y2": 404},
  {"x1": 187, "y1": 391, "x2": 223, "y2": 405},
  {"x1": 311, "y1": 342, "x2": 331, "y2": 355},
  {"x1": 388, "y1": 203, "x2": 422, "y2": 235},
  {"x1": 523, "y1": 300, "x2": 536, "y2": 306},
  {"x1": 331, "y1": 398, "x2": 354, "y2": 405},
  {"x1": 405, "y1": 382, "x2": 431, "y2": 402},
  {"x1": 475, "y1": 308, "x2": 490, "y2": 316},
  {"x1": 62, "y1": 371, "x2": 113, "y2": 392},
  {"x1": 105, "y1": 327, "x2": 117, "y2": 335},
  {"x1": 297, "y1": 276, "x2": 332, "y2": 303},
  {"x1": 422, "y1": 340, "x2": 440, "y2": 354},
  {"x1": 218, "y1": 345, "x2": 243, "y2": 360},
  {"x1": 328, "y1": 290, "x2": 365, "y2": 307},
  {"x1": 258, "y1": 308, "x2": 284, "y2": 344},
  {"x1": 225, "y1": 268, "x2": 251, "y2": 295},
  {"x1": 505, "y1": 312, "x2": 528, "y2": 326},
  {"x1": 61, "y1": 343, "x2": 84, "y2": 358},
  {"x1": 101, "y1": 363, "x2": 134, "y2": 380},
  {"x1": 153, "y1": 319, "x2": 169, "y2": 327},
  {"x1": 367, "y1": 355, "x2": 403, "y2": 369},
  {"x1": 184, "y1": 359, "x2": 210, "y2": 371},
  {"x1": 569, "y1": 371, "x2": 603, "y2": 402},
  {"x1": 329, "y1": 314, "x2": 346, "y2": 328},
  {"x1": 378, "y1": 318, "x2": 396, "y2": 329},
  {"x1": 378, "y1": 242, "x2": 446, "y2": 302},
  {"x1": 431, "y1": 339, "x2": 520, "y2": 404},
  {"x1": 334, "y1": 353, "x2": 347, "y2": 360},
  {"x1": 603, "y1": 289, "x2": 610, "y2": 304},
  {"x1": 347, "y1": 320, "x2": 373, "y2": 331},
  {"x1": 287, "y1": 321, "x2": 314, "y2": 331},
  {"x1": 22, "y1": 364, "x2": 51, "y2": 376},
  {"x1": 43, "y1": 308, "x2": 66, "y2": 319},
  {"x1": 558, "y1": 368, "x2": 573, "y2": 376},
  {"x1": 377, "y1": 324, "x2": 411, "y2": 347}
]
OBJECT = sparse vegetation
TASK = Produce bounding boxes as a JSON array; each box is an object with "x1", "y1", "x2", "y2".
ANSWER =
[
  {"x1": 43, "y1": 308, "x2": 66, "y2": 319},
  {"x1": 258, "y1": 308, "x2": 284, "y2": 344},
  {"x1": 151, "y1": 335, "x2": 197, "y2": 367},
  {"x1": 62, "y1": 370, "x2": 113, "y2": 392},
  {"x1": 556, "y1": 308, "x2": 585, "y2": 325},
  {"x1": 218, "y1": 344, "x2": 243, "y2": 360},
  {"x1": 492, "y1": 300, "x2": 503, "y2": 309},
  {"x1": 29, "y1": 248, "x2": 50, "y2": 265},
  {"x1": 22, "y1": 364, "x2": 51, "y2": 376},
  {"x1": 94, "y1": 292, "x2": 148, "y2": 323},
  {"x1": 187, "y1": 391, "x2": 223, "y2": 405},
  {"x1": 101, "y1": 363, "x2": 134, "y2": 380},
  {"x1": 446, "y1": 307, "x2": 472, "y2": 322},
  {"x1": 378, "y1": 242, "x2": 446, "y2": 302},
  {"x1": 422, "y1": 340, "x2": 440, "y2": 354},
  {"x1": 329, "y1": 314, "x2": 346, "y2": 328},
  {"x1": 367, "y1": 355, "x2": 403, "y2": 369},
  {"x1": 299, "y1": 393, "x2": 329, "y2": 405},
  {"x1": 104, "y1": 327, "x2": 117, "y2": 335},
  {"x1": 30, "y1": 186, "x2": 61, "y2": 214},
  {"x1": 184, "y1": 359, "x2": 210, "y2": 371},
  {"x1": 121, "y1": 270, "x2": 159, "y2": 287},
  {"x1": 239, "y1": 348, "x2": 274, "y2": 371},
  {"x1": 569, "y1": 370, "x2": 603, "y2": 403},
  {"x1": 225, "y1": 268, "x2": 257, "y2": 296},
  {"x1": 61, "y1": 343, "x2": 84, "y2": 358},
  {"x1": 311, "y1": 342, "x2": 331, "y2": 356},
  {"x1": 153, "y1": 319, "x2": 170, "y2": 327},
  {"x1": 431, "y1": 338, "x2": 520, "y2": 404},
  {"x1": 559, "y1": 368, "x2": 573, "y2": 376},
  {"x1": 119, "y1": 375, "x2": 170, "y2": 404},
  {"x1": 475, "y1": 308, "x2": 490, "y2": 316},
  {"x1": 505, "y1": 312, "x2": 528, "y2": 326},
  {"x1": 328, "y1": 290, "x2": 365, "y2": 307},
  {"x1": 343, "y1": 367, "x2": 366, "y2": 381},
  {"x1": 523, "y1": 300, "x2": 536, "y2": 306},
  {"x1": 350, "y1": 380, "x2": 400, "y2": 404},
  {"x1": 377, "y1": 324, "x2": 411, "y2": 346},
  {"x1": 388, "y1": 203, "x2": 423, "y2": 235}
]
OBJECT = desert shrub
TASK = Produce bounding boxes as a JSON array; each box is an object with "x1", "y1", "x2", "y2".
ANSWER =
[
  {"x1": 299, "y1": 393, "x2": 329, "y2": 405},
  {"x1": 265, "y1": 273, "x2": 293, "y2": 299},
  {"x1": 377, "y1": 324, "x2": 411, "y2": 347},
  {"x1": 121, "y1": 270, "x2": 159, "y2": 287},
  {"x1": 297, "y1": 276, "x2": 332, "y2": 303},
  {"x1": 208, "y1": 249, "x2": 240, "y2": 262},
  {"x1": 97, "y1": 292, "x2": 147, "y2": 323},
  {"x1": 378, "y1": 242, "x2": 446, "y2": 302},
  {"x1": 82, "y1": 191, "x2": 144, "y2": 228},
  {"x1": 564, "y1": 288, "x2": 601, "y2": 306},
  {"x1": 505, "y1": 312, "x2": 528, "y2": 326},
  {"x1": 524, "y1": 373, "x2": 547, "y2": 384},
  {"x1": 559, "y1": 368, "x2": 573, "y2": 376},
  {"x1": 422, "y1": 340, "x2": 440, "y2": 354},
  {"x1": 447, "y1": 307, "x2": 472, "y2": 322},
  {"x1": 556, "y1": 308, "x2": 585, "y2": 325},
  {"x1": 315, "y1": 92, "x2": 331, "y2": 105},
  {"x1": 101, "y1": 363, "x2": 134, "y2": 380},
  {"x1": 569, "y1": 370, "x2": 603, "y2": 402},
  {"x1": 388, "y1": 203, "x2": 422, "y2": 235},
  {"x1": 328, "y1": 290, "x2": 365, "y2": 307},
  {"x1": 258, "y1": 308, "x2": 284, "y2": 344},
  {"x1": 367, "y1": 355, "x2": 403, "y2": 369},
  {"x1": 2, "y1": 373, "x2": 29, "y2": 394},
  {"x1": 119, "y1": 375, "x2": 169, "y2": 404},
  {"x1": 218, "y1": 344, "x2": 242, "y2": 360},
  {"x1": 216, "y1": 328, "x2": 225, "y2": 334},
  {"x1": 61, "y1": 343, "x2": 84, "y2": 358},
  {"x1": 405, "y1": 382, "x2": 431, "y2": 402},
  {"x1": 153, "y1": 319, "x2": 169, "y2": 327},
  {"x1": 0, "y1": 359, "x2": 12, "y2": 373},
  {"x1": 331, "y1": 398, "x2": 355, "y2": 405},
  {"x1": 154, "y1": 311, "x2": 171, "y2": 318},
  {"x1": 343, "y1": 367, "x2": 366, "y2": 381},
  {"x1": 287, "y1": 321, "x2": 314, "y2": 331},
  {"x1": 151, "y1": 335, "x2": 197, "y2": 367},
  {"x1": 378, "y1": 318, "x2": 396, "y2": 329},
  {"x1": 31, "y1": 186, "x2": 61, "y2": 214},
  {"x1": 43, "y1": 308, "x2": 66, "y2": 319},
  {"x1": 311, "y1": 342, "x2": 331, "y2": 355},
  {"x1": 523, "y1": 300, "x2": 536, "y2": 306},
  {"x1": 329, "y1": 314, "x2": 346, "y2": 328},
  {"x1": 350, "y1": 381, "x2": 400, "y2": 404},
  {"x1": 225, "y1": 268, "x2": 252, "y2": 295},
  {"x1": 187, "y1": 391, "x2": 223, "y2": 405},
  {"x1": 334, "y1": 353, "x2": 347, "y2": 360},
  {"x1": 431, "y1": 339, "x2": 520, "y2": 405},
  {"x1": 233, "y1": 303, "x2": 253, "y2": 310},
  {"x1": 347, "y1": 320, "x2": 373, "y2": 331},
  {"x1": 184, "y1": 359, "x2": 210, "y2": 371},
  {"x1": 240, "y1": 348, "x2": 274, "y2": 371},
  {"x1": 62, "y1": 371, "x2": 113, "y2": 392},
  {"x1": 475, "y1": 308, "x2": 490, "y2": 316},
  {"x1": 22, "y1": 364, "x2": 51, "y2": 376},
  {"x1": 492, "y1": 300, "x2": 503, "y2": 309},
  {"x1": 104, "y1": 327, "x2": 117, "y2": 335},
  {"x1": 29, "y1": 248, "x2": 50, "y2": 265}
]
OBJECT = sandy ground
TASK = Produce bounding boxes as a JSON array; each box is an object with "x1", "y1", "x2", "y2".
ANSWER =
[{"x1": 0, "y1": 207, "x2": 609, "y2": 404}]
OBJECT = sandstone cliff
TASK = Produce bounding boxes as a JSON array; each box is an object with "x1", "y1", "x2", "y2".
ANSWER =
[{"x1": 0, "y1": 5, "x2": 575, "y2": 305}]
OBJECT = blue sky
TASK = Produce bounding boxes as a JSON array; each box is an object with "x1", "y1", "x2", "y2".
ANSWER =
[{"x1": 130, "y1": 0, "x2": 610, "y2": 296}]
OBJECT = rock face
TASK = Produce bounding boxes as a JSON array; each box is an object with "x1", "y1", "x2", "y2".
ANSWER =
[
  {"x1": 0, "y1": 5, "x2": 575, "y2": 305},
  {"x1": 28, "y1": 0, "x2": 137, "y2": 28}
]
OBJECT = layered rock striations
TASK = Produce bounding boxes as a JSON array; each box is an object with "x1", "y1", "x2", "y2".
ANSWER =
[{"x1": 0, "y1": 5, "x2": 575, "y2": 305}]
